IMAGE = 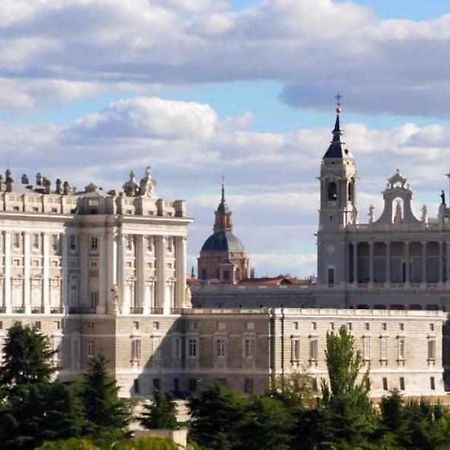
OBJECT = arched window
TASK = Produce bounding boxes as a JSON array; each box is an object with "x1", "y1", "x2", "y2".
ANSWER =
[{"x1": 328, "y1": 182, "x2": 337, "y2": 201}]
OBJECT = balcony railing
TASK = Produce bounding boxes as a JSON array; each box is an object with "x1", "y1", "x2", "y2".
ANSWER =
[
  {"x1": 32, "y1": 306, "x2": 45, "y2": 314},
  {"x1": 68, "y1": 306, "x2": 96, "y2": 314},
  {"x1": 51, "y1": 307, "x2": 64, "y2": 314},
  {"x1": 129, "y1": 307, "x2": 144, "y2": 314}
]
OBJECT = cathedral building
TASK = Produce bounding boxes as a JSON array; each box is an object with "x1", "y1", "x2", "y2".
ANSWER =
[
  {"x1": 197, "y1": 183, "x2": 249, "y2": 284},
  {"x1": 0, "y1": 102, "x2": 448, "y2": 400}
]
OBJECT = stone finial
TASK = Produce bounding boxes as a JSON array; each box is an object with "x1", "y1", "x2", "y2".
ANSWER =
[
  {"x1": 421, "y1": 204, "x2": 428, "y2": 224},
  {"x1": 43, "y1": 177, "x2": 51, "y2": 194},
  {"x1": 5, "y1": 169, "x2": 13, "y2": 192},
  {"x1": 36, "y1": 172, "x2": 43, "y2": 186},
  {"x1": 368, "y1": 204, "x2": 375, "y2": 223},
  {"x1": 21, "y1": 174, "x2": 29, "y2": 185},
  {"x1": 393, "y1": 200, "x2": 403, "y2": 224},
  {"x1": 63, "y1": 181, "x2": 70, "y2": 195},
  {"x1": 55, "y1": 178, "x2": 62, "y2": 194}
]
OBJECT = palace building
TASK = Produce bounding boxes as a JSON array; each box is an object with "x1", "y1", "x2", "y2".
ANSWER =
[{"x1": 0, "y1": 103, "x2": 448, "y2": 399}]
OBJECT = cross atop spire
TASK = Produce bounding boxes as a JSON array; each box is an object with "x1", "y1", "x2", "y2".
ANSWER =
[
  {"x1": 335, "y1": 92, "x2": 342, "y2": 112},
  {"x1": 221, "y1": 175, "x2": 225, "y2": 203},
  {"x1": 323, "y1": 94, "x2": 347, "y2": 159}
]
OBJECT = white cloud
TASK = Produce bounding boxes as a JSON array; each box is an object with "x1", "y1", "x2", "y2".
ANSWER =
[
  {"x1": 0, "y1": 1, "x2": 448, "y2": 116},
  {"x1": 0, "y1": 95, "x2": 449, "y2": 275}
]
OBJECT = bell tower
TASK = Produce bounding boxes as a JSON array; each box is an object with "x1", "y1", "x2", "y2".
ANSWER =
[{"x1": 317, "y1": 96, "x2": 357, "y2": 286}]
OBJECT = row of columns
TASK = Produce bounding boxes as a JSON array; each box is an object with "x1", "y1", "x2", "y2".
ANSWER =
[
  {"x1": 117, "y1": 232, "x2": 186, "y2": 315},
  {"x1": 351, "y1": 241, "x2": 447, "y2": 285},
  {"x1": 0, "y1": 231, "x2": 64, "y2": 314}
]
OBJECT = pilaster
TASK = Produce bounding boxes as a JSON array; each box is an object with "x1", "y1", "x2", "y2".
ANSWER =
[{"x1": 24, "y1": 232, "x2": 31, "y2": 314}]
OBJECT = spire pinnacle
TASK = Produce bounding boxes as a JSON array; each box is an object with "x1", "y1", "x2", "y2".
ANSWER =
[
  {"x1": 323, "y1": 94, "x2": 346, "y2": 159},
  {"x1": 221, "y1": 175, "x2": 225, "y2": 203}
]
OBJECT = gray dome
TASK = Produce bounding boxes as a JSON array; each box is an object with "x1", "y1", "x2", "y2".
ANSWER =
[{"x1": 201, "y1": 231, "x2": 245, "y2": 253}]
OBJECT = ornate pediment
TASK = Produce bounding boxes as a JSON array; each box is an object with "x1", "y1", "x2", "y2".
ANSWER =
[{"x1": 387, "y1": 170, "x2": 408, "y2": 190}]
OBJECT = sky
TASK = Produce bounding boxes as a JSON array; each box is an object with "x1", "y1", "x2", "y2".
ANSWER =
[{"x1": 1, "y1": 0, "x2": 450, "y2": 277}]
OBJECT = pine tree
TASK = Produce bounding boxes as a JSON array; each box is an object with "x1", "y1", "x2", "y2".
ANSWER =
[
  {"x1": 140, "y1": 389, "x2": 178, "y2": 430},
  {"x1": 0, "y1": 323, "x2": 56, "y2": 394},
  {"x1": 189, "y1": 384, "x2": 246, "y2": 450},
  {"x1": 82, "y1": 353, "x2": 130, "y2": 436}
]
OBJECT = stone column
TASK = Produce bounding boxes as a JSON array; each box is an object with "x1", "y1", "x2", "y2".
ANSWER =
[
  {"x1": 439, "y1": 241, "x2": 444, "y2": 284},
  {"x1": 155, "y1": 236, "x2": 166, "y2": 313},
  {"x1": 106, "y1": 227, "x2": 117, "y2": 314},
  {"x1": 79, "y1": 234, "x2": 89, "y2": 308},
  {"x1": 405, "y1": 241, "x2": 410, "y2": 284},
  {"x1": 97, "y1": 234, "x2": 107, "y2": 314},
  {"x1": 136, "y1": 234, "x2": 145, "y2": 312},
  {"x1": 43, "y1": 233, "x2": 50, "y2": 314},
  {"x1": 422, "y1": 241, "x2": 427, "y2": 286},
  {"x1": 369, "y1": 241, "x2": 374, "y2": 285},
  {"x1": 175, "y1": 236, "x2": 186, "y2": 309},
  {"x1": 352, "y1": 242, "x2": 358, "y2": 284},
  {"x1": 385, "y1": 241, "x2": 391, "y2": 285},
  {"x1": 24, "y1": 232, "x2": 31, "y2": 314},
  {"x1": 61, "y1": 232, "x2": 68, "y2": 313},
  {"x1": 4, "y1": 232, "x2": 11, "y2": 314},
  {"x1": 446, "y1": 240, "x2": 450, "y2": 287},
  {"x1": 117, "y1": 232, "x2": 127, "y2": 314}
]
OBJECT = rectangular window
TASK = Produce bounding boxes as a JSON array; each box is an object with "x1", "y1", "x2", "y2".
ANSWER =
[
  {"x1": 428, "y1": 339, "x2": 436, "y2": 360},
  {"x1": 87, "y1": 341, "x2": 94, "y2": 357},
  {"x1": 173, "y1": 337, "x2": 182, "y2": 360},
  {"x1": 399, "y1": 323, "x2": 404, "y2": 331},
  {"x1": 216, "y1": 338, "x2": 226, "y2": 358},
  {"x1": 244, "y1": 338, "x2": 255, "y2": 359},
  {"x1": 90, "y1": 237, "x2": 98, "y2": 251},
  {"x1": 363, "y1": 337, "x2": 371, "y2": 361},
  {"x1": 365, "y1": 322, "x2": 370, "y2": 331},
  {"x1": 189, "y1": 378, "x2": 197, "y2": 392},
  {"x1": 382, "y1": 323, "x2": 387, "y2": 331},
  {"x1": 33, "y1": 233, "x2": 40, "y2": 249},
  {"x1": 430, "y1": 323, "x2": 435, "y2": 332},
  {"x1": 33, "y1": 321, "x2": 41, "y2": 330},
  {"x1": 291, "y1": 338, "x2": 300, "y2": 361},
  {"x1": 131, "y1": 339, "x2": 141, "y2": 360},
  {"x1": 327, "y1": 267, "x2": 335, "y2": 286},
  {"x1": 399, "y1": 377, "x2": 405, "y2": 391},
  {"x1": 309, "y1": 339, "x2": 318, "y2": 361},
  {"x1": 52, "y1": 234, "x2": 59, "y2": 251},
  {"x1": 133, "y1": 379, "x2": 140, "y2": 394},
  {"x1": 90, "y1": 291, "x2": 98, "y2": 309},
  {"x1": 244, "y1": 378, "x2": 254, "y2": 394},
  {"x1": 398, "y1": 338, "x2": 405, "y2": 360},
  {"x1": 382, "y1": 377, "x2": 388, "y2": 391},
  {"x1": 153, "y1": 378, "x2": 161, "y2": 391},
  {"x1": 380, "y1": 337, "x2": 388, "y2": 361},
  {"x1": 13, "y1": 233, "x2": 20, "y2": 248},
  {"x1": 188, "y1": 338, "x2": 198, "y2": 358},
  {"x1": 330, "y1": 322, "x2": 335, "y2": 331},
  {"x1": 69, "y1": 235, "x2": 77, "y2": 251},
  {"x1": 293, "y1": 321, "x2": 299, "y2": 330},
  {"x1": 347, "y1": 322, "x2": 352, "y2": 331},
  {"x1": 312, "y1": 322, "x2": 317, "y2": 331},
  {"x1": 430, "y1": 377, "x2": 435, "y2": 391}
]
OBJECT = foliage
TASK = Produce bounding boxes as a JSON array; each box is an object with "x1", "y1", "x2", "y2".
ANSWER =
[
  {"x1": 140, "y1": 390, "x2": 179, "y2": 430},
  {"x1": 271, "y1": 369, "x2": 315, "y2": 407},
  {"x1": 81, "y1": 353, "x2": 131, "y2": 437},
  {"x1": 38, "y1": 437, "x2": 99, "y2": 450},
  {"x1": 115, "y1": 436, "x2": 179, "y2": 449},
  {"x1": 238, "y1": 395, "x2": 294, "y2": 450},
  {"x1": 189, "y1": 384, "x2": 247, "y2": 450},
  {"x1": 0, "y1": 323, "x2": 56, "y2": 394},
  {"x1": 318, "y1": 326, "x2": 375, "y2": 448}
]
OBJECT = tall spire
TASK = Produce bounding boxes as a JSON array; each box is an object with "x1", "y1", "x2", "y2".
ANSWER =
[
  {"x1": 214, "y1": 178, "x2": 232, "y2": 232},
  {"x1": 323, "y1": 93, "x2": 345, "y2": 159}
]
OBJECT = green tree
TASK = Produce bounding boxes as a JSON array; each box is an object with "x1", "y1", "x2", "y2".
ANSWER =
[
  {"x1": 140, "y1": 389, "x2": 179, "y2": 430},
  {"x1": 81, "y1": 353, "x2": 130, "y2": 437},
  {"x1": 4, "y1": 381, "x2": 85, "y2": 450},
  {"x1": 271, "y1": 369, "x2": 315, "y2": 407},
  {"x1": 189, "y1": 384, "x2": 246, "y2": 450},
  {"x1": 0, "y1": 323, "x2": 56, "y2": 394},
  {"x1": 237, "y1": 395, "x2": 294, "y2": 450},
  {"x1": 38, "y1": 437, "x2": 99, "y2": 450},
  {"x1": 318, "y1": 326, "x2": 374, "y2": 448}
]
